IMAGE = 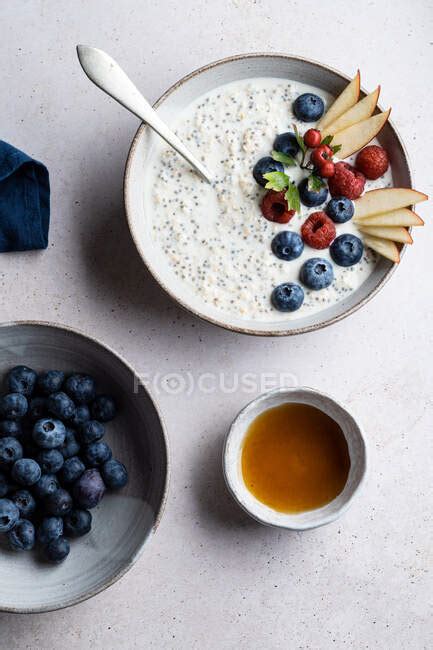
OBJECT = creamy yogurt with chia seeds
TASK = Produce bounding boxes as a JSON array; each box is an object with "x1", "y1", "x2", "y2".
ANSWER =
[{"x1": 147, "y1": 77, "x2": 392, "y2": 321}]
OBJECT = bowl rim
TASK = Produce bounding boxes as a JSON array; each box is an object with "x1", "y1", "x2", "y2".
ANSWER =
[
  {"x1": 124, "y1": 52, "x2": 411, "y2": 337},
  {"x1": 222, "y1": 386, "x2": 367, "y2": 530},
  {"x1": 0, "y1": 319, "x2": 170, "y2": 614}
]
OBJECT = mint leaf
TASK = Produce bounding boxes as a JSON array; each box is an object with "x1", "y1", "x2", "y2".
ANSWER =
[
  {"x1": 284, "y1": 182, "x2": 301, "y2": 213},
  {"x1": 263, "y1": 171, "x2": 290, "y2": 192},
  {"x1": 331, "y1": 144, "x2": 342, "y2": 155},
  {"x1": 293, "y1": 124, "x2": 306, "y2": 154},
  {"x1": 321, "y1": 134, "x2": 334, "y2": 146},
  {"x1": 307, "y1": 174, "x2": 326, "y2": 192},
  {"x1": 271, "y1": 150, "x2": 297, "y2": 166}
]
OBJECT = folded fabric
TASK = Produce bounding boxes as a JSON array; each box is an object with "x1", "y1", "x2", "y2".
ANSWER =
[{"x1": 0, "y1": 140, "x2": 50, "y2": 252}]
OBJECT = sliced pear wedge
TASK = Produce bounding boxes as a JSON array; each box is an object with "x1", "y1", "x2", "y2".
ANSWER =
[
  {"x1": 332, "y1": 109, "x2": 391, "y2": 159},
  {"x1": 317, "y1": 71, "x2": 360, "y2": 132},
  {"x1": 354, "y1": 188, "x2": 428, "y2": 219},
  {"x1": 362, "y1": 234, "x2": 400, "y2": 263},
  {"x1": 324, "y1": 87, "x2": 380, "y2": 136},
  {"x1": 354, "y1": 208, "x2": 424, "y2": 227},
  {"x1": 358, "y1": 225, "x2": 413, "y2": 244}
]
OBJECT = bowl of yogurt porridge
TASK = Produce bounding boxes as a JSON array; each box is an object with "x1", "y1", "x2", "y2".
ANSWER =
[{"x1": 124, "y1": 54, "x2": 412, "y2": 335}]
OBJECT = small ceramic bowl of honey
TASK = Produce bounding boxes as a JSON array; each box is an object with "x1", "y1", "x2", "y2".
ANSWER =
[{"x1": 223, "y1": 387, "x2": 367, "y2": 530}]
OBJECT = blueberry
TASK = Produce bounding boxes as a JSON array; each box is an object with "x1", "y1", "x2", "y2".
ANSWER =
[
  {"x1": 293, "y1": 93, "x2": 324, "y2": 122},
  {"x1": 330, "y1": 234, "x2": 364, "y2": 267},
  {"x1": 326, "y1": 196, "x2": 354, "y2": 223},
  {"x1": 91, "y1": 395, "x2": 117, "y2": 423},
  {"x1": 43, "y1": 536, "x2": 70, "y2": 563},
  {"x1": 71, "y1": 404, "x2": 90, "y2": 428},
  {"x1": 20, "y1": 435, "x2": 39, "y2": 460},
  {"x1": 271, "y1": 231, "x2": 304, "y2": 261},
  {"x1": 73, "y1": 469, "x2": 105, "y2": 509},
  {"x1": 0, "y1": 498, "x2": 20, "y2": 532},
  {"x1": 7, "y1": 366, "x2": 37, "y2": 397},
  {"x1": 44, "y1": 488, "x2": 73, "y2": 516},
  {"x1": 79, "y1": 420, "x2": 105, "y2": 444},
  {"x1": 273, "y1": 132, "x2": 300, "y2": 158},
  {"x1": 33, "y1": 474, "x2": 60, "y2": 499},
  {"x1": 32, "y1": 418, "x2": 66, "y2": 449},
  {"x1": 0, "y1": 437, "x2": 23, "y2": 467},
  {"x1": 0, "y1": 393, "x2": 28, "y2": 419},
  {"x1": 37, "y1": 449, "x2": 64, "y2": 474},
  {"x1": 300, "y1": 257, "x2": 334, "y2": 290},
  {"x1": 37, "y1": 516, "x2": 63, "y2": 545},
  {"x1": 0, "y1": 420, "x2": 22, "y2": 438},
  {"x1": 36, "y1": 370, "x2": 65, "y2": 396},
  {"x1": 59, "y1": 428, "x2": 80, "y2": 459},
  {"x1": 11, "y1": 489, "x2": 36, "y2": 518},
  {"x1": 59, "y1": 456, "x2": 85, "y2": 484},
  {"x1": 47, "y1": 391, "x2": 76, "y2": 421},
  {"x1": 101, "y1": 459, "x2": 128, "y2": 490},
  {"x1": 82, "y1": 441, "x2": 112, "y2": 467},
  {"x1": 8, "y1": 519, "x2": 35, "y2": 551},
  {"x1": 271, "y1": 282, "x2": 305, "y2": 312},
  {"x1": 0, "y1": 471, "x2": 10, "y2": 497},
  {"x1": 64, "y1": 509, "x2": 92, "y2": 538},
  {"x1": 298, "y1": 178, "x2": 328, "y2": 207},
  {"x1": 252, "y1": 157, "x2": 284, "y2": 187},
  {"x1": 11, "y1": 458, "x2": 41, "y2": 486},
  {"x1": 27, "y1": 397, "x2": 48, "y2": 421},
  {"x1": 64, "y1": 374, "x2": 96, "y2": 405}
]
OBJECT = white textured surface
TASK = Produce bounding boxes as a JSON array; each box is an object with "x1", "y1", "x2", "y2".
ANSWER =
[{"x1": 0, "y1": 0, "x2": 432, "y2": 648}]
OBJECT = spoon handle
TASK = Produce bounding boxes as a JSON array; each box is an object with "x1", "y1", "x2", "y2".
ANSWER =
[{"x1": 76, "y1": 45, "x2": 212, "y2": 183}]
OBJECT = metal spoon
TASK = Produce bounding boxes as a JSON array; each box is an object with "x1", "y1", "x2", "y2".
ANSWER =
[{"x1": 76, "y1": 45, "x2": 212, "y2": 183}]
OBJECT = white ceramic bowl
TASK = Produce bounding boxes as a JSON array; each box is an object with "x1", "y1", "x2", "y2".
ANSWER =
[
  {"x1": 223, "y1": 387, "x2": 366, "y2": 530},
  {"x1": 125, "y1": 53, "x2": 412, "y2": 336},
  {"x1": 0, "y1": 322, "x2": 169, "y2": 613}
]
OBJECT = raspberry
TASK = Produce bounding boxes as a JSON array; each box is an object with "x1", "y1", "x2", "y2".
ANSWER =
[
  {"x1": 301, "y1": 212, "x2": 336, "y2": 249},
  {"x1": 260, "y1": 191, "x2": 295, "y2": 224},
  {"x1": 328, "y1": 162, "x2": 365, "y2": 199},
  {"x1": 355, "y1": 145, "x2": 389, "y2": 180}
]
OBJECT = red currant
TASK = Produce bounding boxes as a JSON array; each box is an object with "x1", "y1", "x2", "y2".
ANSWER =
[
  {"x1": 319, "y1": 161, "x2": 335, "y2": 178},
  {"x1": 311, "y1": 144, "x2": 333, "y2": 167},
  {"x1": 303, "y1": 129, "x2": 322, "y2": 148}
]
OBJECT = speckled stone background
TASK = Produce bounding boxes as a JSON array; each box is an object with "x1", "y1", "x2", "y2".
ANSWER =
[{"x1": 1, "y1": 1, "x2": 432, "y2": 648}]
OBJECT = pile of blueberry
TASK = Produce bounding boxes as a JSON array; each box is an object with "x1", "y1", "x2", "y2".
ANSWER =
[
  {"x1": 0, "y1": 366, "x2": 128, "y2": 563},
  {"x1": 270, "y1": 197, "x2": 363, "y2": 312}
]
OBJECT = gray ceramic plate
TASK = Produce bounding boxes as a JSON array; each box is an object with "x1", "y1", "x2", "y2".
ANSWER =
[
  {"x1": 0, "y1": 322, "x2": 169, "y2": 613},
  {"x1": 124, "y1": 53, "x2": 411, "y2": 336}
]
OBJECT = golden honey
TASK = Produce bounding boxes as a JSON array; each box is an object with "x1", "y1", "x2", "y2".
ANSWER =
[{"x1": 241, "y1": 403, "x2": 350, "y2": 513}]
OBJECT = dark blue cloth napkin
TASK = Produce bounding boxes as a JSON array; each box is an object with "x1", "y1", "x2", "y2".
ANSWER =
[{"x1": 0, "y1": 140, "x2": 50, "y2": 252}]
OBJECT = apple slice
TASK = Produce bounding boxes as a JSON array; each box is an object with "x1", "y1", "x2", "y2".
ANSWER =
[
  {"x1": 358, "y1": 225, "x2": 413, "y2": 244},
  {"x1": 362, "y1": 234, "x2": 400, "y2": 263},
  {"x1": 317, "y1": 71, "x2": 360, "y2": 132},
  {"x1": 354, "y1": 208, "x2": 424, "y2": 227},
  {"x1": 332, "y1": 109, "x2": 391, "y2": 159},
  {"x1": 324, "y1": 87, "x2": 380, "y2": 136},
  {"x1": 354, "y1": 188, "x2": 428, "y2": 219}
]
